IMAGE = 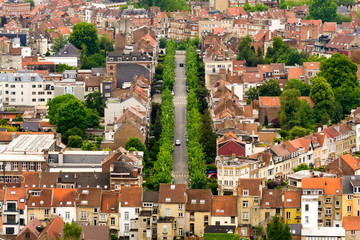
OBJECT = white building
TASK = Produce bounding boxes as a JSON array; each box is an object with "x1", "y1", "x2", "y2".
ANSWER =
[
  {"x1": 51, "y1": 188, "x2": 77, "y2": 223},
  {"x1": 0, "y1": 72, "x2": 54, "y2": 107},
  {"x1": 118, "y1": 187, "x2": 142, "y2": 237},
  {"x1": 54, "y1": 79, "x2": 85, "y2": 101},
  {"x1": 104, "y1": 97, "x2": 147, "y2": 125}
]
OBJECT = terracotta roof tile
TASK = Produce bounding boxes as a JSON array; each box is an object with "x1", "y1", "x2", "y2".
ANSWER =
[
  {"x1": 158, "y1": 184, "x2": 186, "y2": 203},
  {"x1": 38, "y1": 215, "x2": 64, "y2": 240},
  {"x1": 302, "y1": 178, "x2": 342, "y2": 195},
  {"x1": 5, "y1": 187, "x2": 27, "y2": 209},
  {"x1": 288, "y1": 67, "x2": 304, "y2": 79},
  {"x1": 76, "y1": 187, "x2": 102, "y2": 207},
  {"x1": 259, "y1": 96, "x2": 280, "y2": 107},
  {"x1": 28, "y1": 188, "x2": 53, "y2": 208},
  {"x1": 211, "y1": 196, "x2": 237, "y2": 216},
  {"x1": 18, "y1": 218, "x2": 43, "y2": 238},
  {"x1": 283, "y1": 191, "x2": 301, "y2": 208},
  {"x1": 51, "y1": 188, "x2": 76, "y2": 207},
  {"x1": 120, "y1": 187, "x2": 142, "y2": 207},
  {"x1": 22, "y1": 172, "x2": 40, "y2": 188},
  {"x1": 261, "y1": 189, "x2": 282, "y2": 208},
  {"x1": 303, "y1": 62, "x2": 320, "y2": 70},
  {"x1": 185, "y1": 189, "x2": 212, "y2": 212},
  {"x1": 343, "y1": 216, "x2": 360, "y2": 230},
  {"x1": 342, "y1": 154, "x2": 360, "y2": 171},
  {"x1": 237, "y1": 179, "x2": 262, "y2": 196},
  {"x1": 101, "y1": 191, "x2": 118, "y2": 213}
]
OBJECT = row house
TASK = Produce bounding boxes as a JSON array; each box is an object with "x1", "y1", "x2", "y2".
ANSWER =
[
  {"x1": 323, "y1": 123, "x2": 355, "y2": 159},
  {"x1": 284, "y1": 19, "x2": 322, "y2": 44},
  {"x1": 1, "y1": 2, "x2": 31, "y2": 18},
  {"x1": 168, "y1": 20, "x2": 192, "y2": 40}
]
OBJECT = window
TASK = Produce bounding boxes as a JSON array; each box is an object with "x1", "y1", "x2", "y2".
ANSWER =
[
  {"x1": 44, "y1": 209, "x2": 49, "y2": 215},
  {"x1": 326, "y1": 208, "x2": 331, "y2": 215},
  {"x1": 305, "y1": 204, "x2": 309, "y2": 211},
  {"x1": 13, "y1": 176, "x2": 19, "y2": 183},
  {"x1": 125, "y1": 211, "x2": 129, "y2": 220},
  {"x1": 5, "y1": 163, "x2": 10, "y2": 171},
  {"x1": 125, "y1": 223, "x2": 129, "y2": 232},
  {"x1": 243, "y1": 189, "x2": 249, "y2": 196},
  {"x1": 135, "y1": 208, "x2": 139, "y2": 214},
  {"x1": 163, "y1": 225, "x2": 167, "y2": 234},
  {"x1": 348, "y1": 194, "x2": 352, "y2": 200},
  {"x1": 305, "y1": 216, "x2": 309, "y2": 223},
  {"x1": 348, "y1": 206, "x2": 352, "y2": 212},
  {"x1": 65, "y1": 212, "x2": 70, "y2": 220},
  {"x1": 178, "y1": 204, "x2": 183, "y2": 210},
  {"x1": 81, "y1": 211, "x2": 86, "y2": 219},
  {"x1": 242, "y1": 212, "x2": 248, "y2": 220},
  {"x1": 5, "y1": 176, "x2": 11, "y2": 183},
  {"x1": 178, "y1": 212, "x2": 183, "y2": 217},
  {"x1": 351, "y1": 230, "x2": 356, "y2": 235},
  {"x1": 13, "y1": 162, "x2": 18, "y2": 171},
  {"x1": 37, "y1": 163, "x2": 41, "y2": 171},
  {"x1": 30, "y1": 214, "x2": 34, "y2": 220},
  {"x1": 29, "y1": 162, "x2": 34, "y2": 171},
  {"x1": 178, "y1": 228, "x2": 183, "y2": 236},
  {"x1": 243, "y1": 201, "x2": 248, "y2": 207},
  {"x1": 166, "y1": 208, "x2": 171, "y2": 217},
  {"x1": 22, "y1": 162, "x2": 27, "y2": 171},
  {"x1": 325, "y1": 219, "x2": 331, "y2": 227},
  {"x1": 325, "y1": 198, "x2": 331, "y2": 203}
]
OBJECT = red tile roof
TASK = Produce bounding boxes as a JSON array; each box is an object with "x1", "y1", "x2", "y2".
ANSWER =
[
  {"x1": 323, "y1": 22, "x2": 337, "y2": 32},
  {"x1": 259, "y1": 96, "x2": 280, "y2": 107},
  {"x1": 28, "y1": 189, "x2": 53, "y2": 208},
  {"x1": 283, "y1": 191, "x2": 301, "y2": 208},
  {"x1": 38, "y1": 215, "x2": 64, "y2": 240},
  {"x1": 342, "y1": 154, "x2": 360, "y2": 171},
  {"x1": 237, "y1": 179, "x2": 262, "y2": 196},
  {"x1": 5, "y1": 187, "x2": 27, "y2": 209},
  {"x1": 120, "y1": 187, "x2": 142, "y2": 207},
  {"x1": 159, "y1": 184, "x2": 186, "y2": 203},
  {"x1": 303, "y1": 62, "x2": 320, "y2": 70},
  {"x1": 288, "y1": 67, "x2": 304, "y2": 79},
  {"x1": 101, "y1": 191, "x2": 119, "y2": 213},
  {"x1": 185, "y1": 189, "x2": 212, "y2": 212},
  {"x1": 51, "y1": 188, "x2": 76, "y2": 207},
  {"x1": 261, "y1": 189, "x2": 283, "y2": 208},
  {"x1": 343, "y1": 216, "x2": 360, "y2": 231},
  {"x1": 211, "y1": 196, "x2": 237, "y2": 216},
  {"x1": 302, "y1": 178, "x2": 342, "y2": 195}
]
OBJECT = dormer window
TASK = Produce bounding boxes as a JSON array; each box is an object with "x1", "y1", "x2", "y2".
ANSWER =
[
  {"x1": 243, "y1": 189, "x2": 249, "y2": 196},
  {"x1": 354, "y1": 187, "x2": 360, "y2": 193}
]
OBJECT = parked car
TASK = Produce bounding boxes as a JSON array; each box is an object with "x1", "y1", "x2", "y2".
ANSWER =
[
  {"x1": 208, "y1": 173, "x2": 217, "y2": 179},
  {"x1": 175, "y1": 139, "x2": 181, "y2": 146}
]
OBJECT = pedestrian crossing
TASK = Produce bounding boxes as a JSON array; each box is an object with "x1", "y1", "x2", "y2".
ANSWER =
[
  {"x1": 174, "y1": 96, "x2": 187, "y2": 99},
  {"x1": 173, "y1": 172, "x2": 189, "y2": 179}
]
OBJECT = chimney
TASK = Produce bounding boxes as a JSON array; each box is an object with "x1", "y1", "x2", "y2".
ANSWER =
[
  {"x1": 339, "y1": 157, "x2": 343, "y2": 168},
  {"x1": 133, "y1": 168, "x2": 138, "y2": 178}
]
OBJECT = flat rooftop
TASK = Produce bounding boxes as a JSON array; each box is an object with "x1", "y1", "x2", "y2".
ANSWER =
[{"x1": 6, "y1": 134, "x2": 55, "y2": 152}]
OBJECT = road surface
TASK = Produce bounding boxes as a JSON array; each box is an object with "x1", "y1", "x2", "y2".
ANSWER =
[{"x1": 172, "y1": 53, "x2": 189, "y2": 184}]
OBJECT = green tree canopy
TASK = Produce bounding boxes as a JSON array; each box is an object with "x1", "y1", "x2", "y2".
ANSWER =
[
  {"x1": 308, "y1": 0, "x2": 337, "y2": 22},
  {"x1": 267, "y1": 214, "x2": 292, "y2": 240},
  {"x1": 52, "y1": 34, "x2": 68, "y2": 53},
  {"x1": 69, "y1": 22, "x2": 99, "y2": 55},
  {"x1": 259, "y1": 79, "x2": 282, "y2": 96},
  {"x1": 63, "y1": 222, "x2": 81, "y2": 240},
  {"x1": 310, "y1": 76, "x2": 336, "y2": 124},
  {"x1": 125, "y1": 137, "x2": 146, "y2": 152},
  {"x1": 320, "y1": 53, "x2": 358, "y2": 88},
  {"x1": 279, "y1": 89, "x2": 301, "y2": 130},
  {"x1": 85, "y1": 91, "x2": 105, "y2": 117},
  {"x1": 293, "y1": 163, "x2": 311, "y2": 172},
  {"x1": 56, "y1": 64, "x2": 75, "y2": 73},
  {"x1": 237, "y1": 35, "x2": 264, "y2": 66},
  {"x1": 289, "y1": 126, "x2": 312, "y2": 140},
  {"x1": 14, "y1": 113, "x2": 23, "y2": 122},
  {"x1": 68, "y1": 135, "x2": 83, "y2": 148},
  {"x1": 99, "y1": 34, "x2": 114, "y2": 52},
  {"x1": 284, "y1": 78, "x2": 310, "y2": 96},
  {"x1": 245, "y1": 87, "x2": 259, "y2": 103}
]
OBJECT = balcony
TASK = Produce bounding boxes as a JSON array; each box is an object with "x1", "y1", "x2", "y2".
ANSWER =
[
  {"x1": 335, "y1": 205, "x2": 340, "y2": 209},
  {"x1": 3, "y1": 221, "x2": 18, "y2": 225}
]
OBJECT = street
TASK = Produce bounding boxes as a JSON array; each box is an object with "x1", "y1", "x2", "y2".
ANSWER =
[{"x1": 172, "y1": 53, "x2": 189, "y2": 184}]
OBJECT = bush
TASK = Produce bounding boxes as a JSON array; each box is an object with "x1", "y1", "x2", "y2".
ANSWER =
[{"x1": 67, "y1": 135, "x2": 83, "y2": 148}]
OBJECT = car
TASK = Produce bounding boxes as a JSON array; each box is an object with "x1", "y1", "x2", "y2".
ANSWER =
[
  {"x1": 175, "y1": 139, "x2": 181, "y2": 146},
  {"x1": 208, "y1": 173, "x2": 217, "y2": 179},
  {"x1": 171, "y1": 90, "x2": 174, "y2": 96}
]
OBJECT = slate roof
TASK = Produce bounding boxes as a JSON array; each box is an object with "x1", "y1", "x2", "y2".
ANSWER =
[
  {"x1": 57, "y1": 172, "x2": 110, "y2": 189},
  {"x1": 185, "y1": 189, "x2": 212, "y2": 212},
  {"x1": 143, "y1": 191, "x2": 158, "y2": 203},
  {"x1": 80, "y1": 225, "x2": 110, "y2": 240},
  {"x1": 115, "y1": 63, "x2": 151, "y2": 88},
  {"x1": 57, "y1": 42, "x2": 80, "y2": 57},
  {"x1": 204, "y1": 225, "x2": 236, "y2": 234},
  {"x1": 342, "y1": 175, "x2": 360, "y2": 194}
]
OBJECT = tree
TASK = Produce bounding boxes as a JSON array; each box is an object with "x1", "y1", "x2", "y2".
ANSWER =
[
  {"x1": 237, "y1": 35, "x2": 264, "y2": 66},
  {"x1": 310, "y1": 76, "x2": 336, "y2": 124},
  {"x1": 85, "y1": 91, "x2": 105, "y2": 117},
  {"x1": 266, "y1": 37, "x2": 307, "y2": 65},
  {"x1": 334, "y1": 0, "x2": 355, "y2": 5},
  {"x1": 63, "y1": 222, "x2": 81, "y2": 240},
  {"x1": 99, "y1": 34, "x2": 114, "y2": 52},
  {"x1": 293, "y1": 163, "x2": 311, "y2": 172},
  {"x1": 14, "y1": 113, "x2": 23, "y2": 122},
  {"x1": 267, "y1": 214, "x2": 292, "y2": 240},
  {"x1": 69, "y1": 22, "x2": 99, "y2": 55},
  {"x1": 245, "y1": 87, "x2": 259, "y2": 103},
  {"x1": 320, "y1": 53, "x2": 358, "y2": 88},
  {"x1": 159, "y1": 38, "x2": 167, "y2": 48},
  {"x1": 279, "y1": 89, "x2": 301, "y2": 130},
  {"x1": 334, "y1": 14, "x2": 352, "y2": 24},
  {"x1": 200, "y1": 110, "x2": 217, "y2": 164},
  {"x1": 125, "y1": 137, "x2": 146, "y2": 152},
  {"x1": 52, "y1": 34, "x2": 68, "y2": 54},
  {"x1": 68, "y1": 135, "x2": 83, "y2": 148},
  {"x1": 284, "y1": 78, "x2": 310, "y2": 96},
  {"x1": 258, "y1": 79, "x2": 282, "y2": 96},
  {"x1": 295, "y1": 100, "x2": 315, "y2": 129},
  {"x1": 81, "y1": 141, "x2": 97, "y2": 151},
  {"x1": 47, "y1": 94, "x2": 100, "y2": 136},
  {"x1": 81, "y1": 52, "x2": 106, "y2": 69},
  {"x1": 289, "y1": 126, "x2": 311, "y2": 140},
  {"x1": 334, "y1": 84, "x2": 360, "y2": 115},
  {"x1": 56, "y1": 64, "x2": 75, "y2": 73},
  {"x1": 308, "y1": 0, "x2": 337, "y2": 22}
]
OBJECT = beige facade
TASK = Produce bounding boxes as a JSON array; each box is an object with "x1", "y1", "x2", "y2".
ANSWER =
[
  {"x1": 76, "y1": 206, "x2": 100, "y2": 225},
  {"x1": 158, "y1": 203, "x2": 185, "y2": 237},
  {"x1": 186, "y1": 211, "x2": 210, "y2": 237},
  {"x1": 27, "y1": 208, "x2": 51, "y2": 223},
  {"x1": 237, "y1": 195, "x2": 260, "y2": 227}
]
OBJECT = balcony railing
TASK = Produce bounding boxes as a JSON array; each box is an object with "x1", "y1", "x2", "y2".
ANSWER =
[{"x1": 3, "y1": 221, "x2": 18, "y2": 225}]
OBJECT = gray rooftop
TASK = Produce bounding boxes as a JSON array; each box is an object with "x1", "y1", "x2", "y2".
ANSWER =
[
  {"x1": 287, "y1": 170, "x2": 336, "y2": 180},
  {"x1": 0, "y1": 72, "x2": 44, "y2": 82},
  {"x1": 6, "y1": 134, "x2": 55, "y2": 152},
  {"x1": 342, "y1": 175, "x2": 360, "y2": 194}
]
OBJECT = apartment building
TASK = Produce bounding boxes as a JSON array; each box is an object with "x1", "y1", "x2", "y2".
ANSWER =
[
  {"x1": 185, "y1": 189, "x2": 212, "y2": 237},
  {"x1": 119, "y1": 187, "x2": 142, "y2": 238},
  {"x1": 157, "y1": 184, "x2": 186, "y2": 239},
  {"x1": 138, "y1": 191, "x2": 158, "y2": 240},
  {"x1": 237, "y1": 179, "x2": 262, "y2": 239},
  {"x1": 341, "y1": 176, "x2": 360, "y2": 219},
  {"x1": 0, "y1": 72, "x2": 54, "y2": 107},
  {"x1": 27, "y1": 188, "x2": 52, "y2": 222},
  {"x1": 210, "y1": 196, "x2": 237, "y2": 226},
  {"x1": 3, "y1": 188, "x2": 27, "y2": 235},
  {"x1": 100, "y1": 191, "x2": 120, "y2": 235},
  {"x1": 75, "y1": 188, "x2": 102, "y2": 226}
]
